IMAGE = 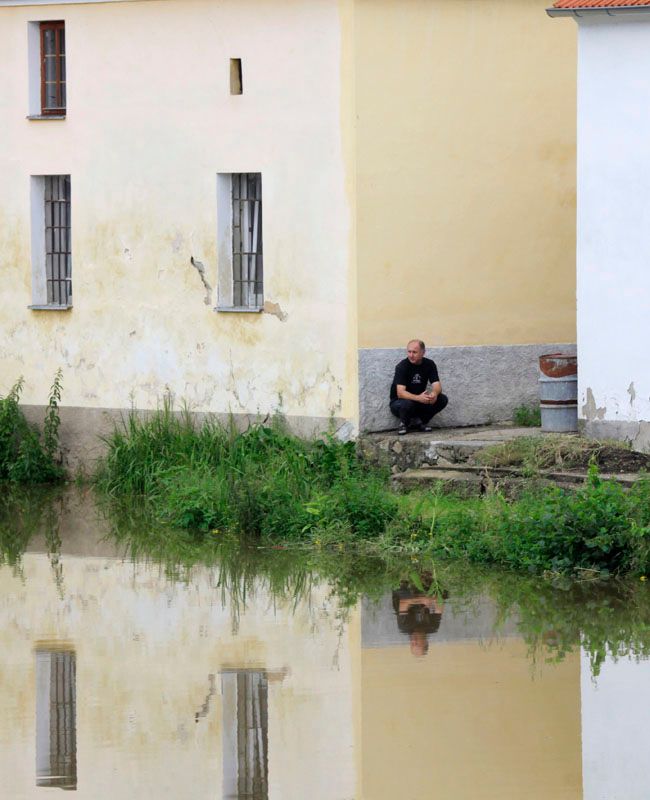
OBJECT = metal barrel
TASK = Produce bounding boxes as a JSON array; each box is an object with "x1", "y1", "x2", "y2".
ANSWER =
[{"x1": 538, "y1": 353, "x2": 578, "y2": 432}]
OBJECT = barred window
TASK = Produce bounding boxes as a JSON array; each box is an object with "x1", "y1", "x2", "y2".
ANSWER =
[
  {"x1": 35, "y1": 650, "x2": 77, "y2": 790},
  {"x1": 45, "y1": 176, "x2": 72, "y2": 306},
  {"x1": 40, "y1": 21, "x2": 66, "y2": 116},
  {"x1": 216, "y1": 173, "x2": 263, "y2": 311},
  {"x1": 232, "y1": 173, "x2": 263, "y2": 309},
  {"x1": 221, "y1": 671, "x2": 268, "y2": 800},
  {"x1": 30, "y1": 175, "x2": 72, "y2": 310}
]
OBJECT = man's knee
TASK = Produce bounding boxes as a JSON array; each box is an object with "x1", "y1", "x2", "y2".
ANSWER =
[
  {"x1": 390, "y1": 399, "x2": 415, "y2": 415},
  {"x1": 437, "y1": 393, "x2": 449, "y2": 411}
]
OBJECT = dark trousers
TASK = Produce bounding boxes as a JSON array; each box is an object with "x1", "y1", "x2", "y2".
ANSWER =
[{"x1": 389, "y1": 394, "x2": 449, "y2": 426}]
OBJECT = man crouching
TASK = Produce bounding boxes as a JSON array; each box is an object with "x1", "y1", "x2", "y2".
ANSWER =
[{"x1": 389, "y1": 339, "x2": 449, "y2": 435}]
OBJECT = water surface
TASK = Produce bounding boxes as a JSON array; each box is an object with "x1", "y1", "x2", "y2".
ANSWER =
[{"x1": 1, "y1": 488, "x2": 649, "y2": 800}]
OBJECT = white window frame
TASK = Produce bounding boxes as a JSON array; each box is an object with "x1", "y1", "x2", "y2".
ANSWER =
[{"x1": 216, "y1": 172, "x2": 264, "y2": 312}]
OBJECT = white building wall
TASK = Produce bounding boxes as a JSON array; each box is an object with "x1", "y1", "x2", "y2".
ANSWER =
[
  {"x1": 0, "y1": 0, "x2": 356, "y2": 465},
  {"x1": 577, "y1": 15, "x2": 650, "y2": 448},
  {"x1": 580, "y1": 648, "x2": 650, "y2": 800}
]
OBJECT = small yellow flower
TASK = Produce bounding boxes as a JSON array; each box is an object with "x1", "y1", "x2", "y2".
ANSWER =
[{"x1": 641, "y1": 576, "x2": 647, "y2": 582}]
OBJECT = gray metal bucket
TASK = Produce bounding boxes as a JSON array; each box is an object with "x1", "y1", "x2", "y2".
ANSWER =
[{"x1": 539, "y1": 353, "x2": 578, "y2": 433}]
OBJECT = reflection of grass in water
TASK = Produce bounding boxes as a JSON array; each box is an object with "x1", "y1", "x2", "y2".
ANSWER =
[
  {"x1": 101, "y1": 493, "x2": 650, "y2": 676},
  {"x1": 3, "y1": 486, "x2": 650, "y2": 677},
  {"x1": 0, "y1": 485, "x2": 65, "y2": 572}
]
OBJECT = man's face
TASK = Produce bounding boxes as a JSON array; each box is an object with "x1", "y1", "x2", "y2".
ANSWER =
[{"x1": 406, "y1": 341, "x2": 424, "y2": 365}]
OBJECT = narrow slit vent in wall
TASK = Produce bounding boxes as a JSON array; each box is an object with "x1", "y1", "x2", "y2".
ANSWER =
[{"x1": 230, "y1": 58, "x2": 243, "y2": 95}]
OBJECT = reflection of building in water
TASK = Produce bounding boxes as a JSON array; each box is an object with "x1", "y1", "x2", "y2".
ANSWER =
[
  {"x1": 581, "y1": 650, "x2": 650, "y2": 800},
  {"x1": 221, "y1": 671, "x2": 268, "y2": 800},
  {"x1": 0, "y1": 543, "x2": 356, "y2": 800},
  {"x1": 35, "y1": 649, "x2": 77, "y2": 790},
  {"x1": 360, "y1": 594, "x2": 582, "y2": 800}
]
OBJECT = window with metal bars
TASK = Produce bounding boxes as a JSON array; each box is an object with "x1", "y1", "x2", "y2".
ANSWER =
[
  {"x1": 232, "y1": 173, "x2": 263, "y2": 309},
  {"x1": 35, "y1": 650, "x2": 77, "y2": 790},
  {"x1": 40, "y1": 21, "x2": 66, "y2": 116},
  {"x1": 43, "y1": 176, "x2": 72, "y2": 306}
]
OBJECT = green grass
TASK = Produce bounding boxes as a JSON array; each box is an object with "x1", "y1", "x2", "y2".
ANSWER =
[
  {"x1": 512, "y1": 404, "x2": 541, "y2": 427},
  {"x1": 96, "y1": 403, "x2": 400, "y2": 542},
  {"x1": 396, "y1": 470, "x2": 650, "y2": 576},
  {"x1": 95, "y1": 404, "x2": 650, "y2": 579}
]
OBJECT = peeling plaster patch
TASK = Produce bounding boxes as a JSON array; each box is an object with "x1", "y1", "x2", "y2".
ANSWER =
[
  {"x1": 171, "y1": 232, "x2": 184, "y2": 253},
  {"x1": 262, "y1": 300, "x2": 288, "y2": 321},
  {"x1": 190, "y1": 257, "x2": 212, "y2": 306},
  {"x1": 123, "y1": 248, "x2": 132, "y2": 261},
  {"x1": 628, "y1": 381, "x2": 636, "y2": 405},
  {"x1": 583, "y1": 387, "x2": 606, "y2": 422}
]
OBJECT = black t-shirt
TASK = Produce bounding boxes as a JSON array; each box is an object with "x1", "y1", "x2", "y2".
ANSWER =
[{"x1": 390, "y1": 357, "x2": 440, "y2": 401}]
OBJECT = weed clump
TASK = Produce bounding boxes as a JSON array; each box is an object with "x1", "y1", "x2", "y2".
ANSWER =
[
  {"x1": 96, "y1": 404, "x2": 398, "y2": 541},
  {"x1": 400, "y1": 468, "x2": 650, "y2": 576},
  {"x1": 97, "y1": 403, "x2": 650, "y2": 577},
  {"x1": 512, "y1": 405, "x2": 541, "y2": 427},
  {"x1": 0, "y1": 372, "x2": 64, "y2": 484}
]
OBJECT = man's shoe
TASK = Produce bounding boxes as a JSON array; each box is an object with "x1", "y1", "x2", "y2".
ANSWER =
[
  {"x1": 397, "y1": 423, "x2": 408, "y2": 436},
  {"x1": 414, "y1": 423, "x2": 433, "y2": 432}
]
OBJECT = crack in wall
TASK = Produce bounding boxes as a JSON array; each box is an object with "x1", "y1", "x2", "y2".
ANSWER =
[
  {"x1": 194, "y1": 674, "x2": 216, "y2": 723},
  {"x1": 190, "y1": 256, "x2": 212, "y2": 306}
]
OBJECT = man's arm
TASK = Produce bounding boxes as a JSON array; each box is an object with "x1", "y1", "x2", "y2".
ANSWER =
[
  {"x1": 428, "y1": 381, "x2": 443, "y2": 403},
  {"x1": 396, "y1": 384, "x2": 433, "y2": 403}
]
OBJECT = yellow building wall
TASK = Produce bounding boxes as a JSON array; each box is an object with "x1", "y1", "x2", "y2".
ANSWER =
[
  {"x1": 354, "y1": 0, "x2": 577, "y2": 348},
  {"x1": 0, "y1": 0, "x2": 356, "y2": 433},
  {"x1": 360, "y1": 641, "x2": 582, "y2": 800}
]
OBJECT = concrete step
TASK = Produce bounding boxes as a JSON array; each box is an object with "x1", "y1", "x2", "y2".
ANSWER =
[
  {"x1": 391, "y1": 463, "x2": 641, "y2": 495},
  {"x1": 359, "y1": 424, "x2": 545, "y2": 472}
]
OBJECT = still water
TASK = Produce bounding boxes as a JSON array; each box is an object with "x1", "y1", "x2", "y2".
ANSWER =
[{"x1": 1, "y1": 489, "x2": 650, "y2": 800}]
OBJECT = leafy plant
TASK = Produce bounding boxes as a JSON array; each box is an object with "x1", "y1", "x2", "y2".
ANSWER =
[
  {"x1": 513, "y1": 404, "x2": 542, "y2": 427},
  {"x1": 0, "y1": 374, "x2": 64, "y2": 484}
]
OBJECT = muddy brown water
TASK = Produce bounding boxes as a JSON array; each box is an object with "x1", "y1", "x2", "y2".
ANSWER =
[{"x1": 1, "y1": 488, "x2": 649, "y2": 799}]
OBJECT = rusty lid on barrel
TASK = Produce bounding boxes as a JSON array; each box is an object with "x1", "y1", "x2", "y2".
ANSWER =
[{"x1": 539, "y1": 353, "x2": 577, "y2": 379}]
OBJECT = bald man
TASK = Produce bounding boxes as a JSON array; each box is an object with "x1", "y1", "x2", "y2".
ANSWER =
[{"x1": 389, "y1": 339, "x2": 449, "y2": 435}]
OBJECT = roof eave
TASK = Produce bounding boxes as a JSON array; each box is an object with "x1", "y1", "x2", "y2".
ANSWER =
[{"x1": 547, "y1": 5, "x2": 650, "y2": 17}]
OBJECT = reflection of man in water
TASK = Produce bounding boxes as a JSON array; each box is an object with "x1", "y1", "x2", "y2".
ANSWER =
[{"x1": 392, "y1": 580, "x2": 446, "y2": 657}]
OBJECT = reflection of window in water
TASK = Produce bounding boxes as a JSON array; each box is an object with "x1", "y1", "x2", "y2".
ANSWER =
[
  {"x1": 221, "y1": 671, "x2": 268, "y2": 800},
  {"x1": 35, "y1": 649, "x2": 77, "y2": 790}
]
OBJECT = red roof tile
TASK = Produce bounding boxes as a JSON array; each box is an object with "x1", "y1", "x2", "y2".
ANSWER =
[{"x1": 553, "y1": 0, "x2": 650, "y2": 7}]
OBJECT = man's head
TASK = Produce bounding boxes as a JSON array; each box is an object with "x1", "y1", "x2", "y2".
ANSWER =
[{"x1": 406, "y1": 340, "x2": 426, "y2": 365}]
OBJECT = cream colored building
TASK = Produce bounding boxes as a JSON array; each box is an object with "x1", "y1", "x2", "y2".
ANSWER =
[{"x1": 0, "y1": 0, "x2": 576, "y2": 465}]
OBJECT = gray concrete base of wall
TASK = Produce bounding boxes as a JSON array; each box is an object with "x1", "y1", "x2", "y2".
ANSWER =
[
  {"x1": 21, "y1": 405, "x2": 350, "y2": 474},
  {"x1": 581, "y1": 419, "x2": 650, "y2": 454},
  {"x1": 359, "y1": 343, "x2": 576, "y2": 432}
]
